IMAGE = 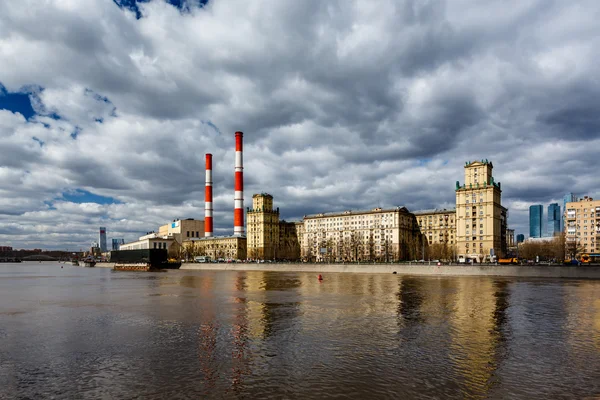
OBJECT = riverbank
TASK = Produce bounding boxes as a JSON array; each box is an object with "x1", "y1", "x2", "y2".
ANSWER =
[{"x1": 92, "y1": 262, "x2": 600, "y2": 279}]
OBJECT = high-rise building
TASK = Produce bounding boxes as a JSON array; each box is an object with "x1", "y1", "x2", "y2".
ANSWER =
[
  {"x1": 516, "y1": 234, "x2": 525, "y2": 243},
  {"x1": 99, "y1": 227, "x2": 107, "y2": 252},
  {"x1": 563, "y1": 193, "x2": 578, "y2": 231},
  {"x1": 455, "y1": 160, "x2": 507, "y2": 260},
  {"x1": 547, "y1": 203, "x2": 561, "y2": 237},
  {"x1": 247, "y1": 193, "x2": 280, "y2": 260},
  {"x1": 111, "y1": 238, "x2": 125, "y2": 251},
  {"x1": 529, "y1": 205, "x2": 543, "y2": 238},
  {"x1": 564, "y1": 196, "x2": 600, "y2": 257}
]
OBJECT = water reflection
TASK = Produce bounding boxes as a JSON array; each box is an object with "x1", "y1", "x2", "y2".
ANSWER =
[{"x1": 1, "y1": 265, "x2": 600, "y2": 399}]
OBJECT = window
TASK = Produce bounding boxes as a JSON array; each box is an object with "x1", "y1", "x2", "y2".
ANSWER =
[
  {"x1": 186, "y1": 231, "x2": 190, "y2": 237},
  {"x1": 153, "y1": 242, "x2": 157, "y2": 249}
]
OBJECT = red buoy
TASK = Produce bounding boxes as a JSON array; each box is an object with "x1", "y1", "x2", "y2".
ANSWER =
[{"x1": 318, "y1": 274, "x2": 323, "y2": 281}]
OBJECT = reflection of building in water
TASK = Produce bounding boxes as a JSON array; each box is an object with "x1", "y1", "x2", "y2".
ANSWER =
[
  {"x1": 449, "y1": 279, "x2": 509, "y2": 395},
  {"x1": 566, "y1": 282, "x2": 600, "y2": 353}
]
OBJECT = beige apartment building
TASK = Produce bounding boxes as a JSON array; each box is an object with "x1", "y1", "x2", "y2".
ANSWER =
[
  {"x1": 413, "y1": 209, "x2": 456, "y2": 245},
  {"x1": 246, "y1": 193, "x2": 301, "y2": 260},
  {"x1": 247, "y1": 194, "x2": 280, "y2": 260},
  {"x1": 183, "y1": 236, "x2": 247, "y2": 260},
  {"x1": 564, "y1": 196, "x2": 600, "y2": 256},
  {"x1": 455, "y1": 160, "x2": 507, "y2": 261},
  {"x1": 301, "y1": 207, "x2": 421, "y2": 262}
]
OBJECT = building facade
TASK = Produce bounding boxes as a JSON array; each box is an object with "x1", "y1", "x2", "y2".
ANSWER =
[
  {"x1": 111, "y1": 238, "x2": 125, "y2": 251},
  {"x1": 301, "y1": 207, "x2": 421, "y2": 262},
  {"x1": 413, "y1": 209, "x2": 456, "y2": 260},
  {"x1": 564, "y1": 196, "x2": 600, "y2": 256},
  {"x1": 563, "y1": 193, "x2": 578, "y2": 232},
  {"x1": 157, "y1": 218, "x2": 205, "y2": 243},
  {"x1": 183, "y1": 236, "x2": 247, "y2": 260},
  {"x1": 247, "y1": 194, "x2": 280, "y2": 260},
  {"x1": 455, "y1": 160, "x2": 507, "y2": 260},
  {"x1": 547, "y1": 203, "x2": 561, "y2": 237},
  {"x1": 119, "y1": 234, "x2": 176, "y2": 253},
  {"x1": 529, "y1": 205, "x2": 543, "y2": 238},
  {"x1": 99, "y1": 227, "x2": 107, "y2": 252}
]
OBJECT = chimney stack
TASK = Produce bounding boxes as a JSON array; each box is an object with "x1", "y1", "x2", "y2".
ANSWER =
[
  {"x1": 205, "y1": 153, "x2": 213, "y2": 237},
  {"x1": 234, "y1": 131, "x2": 244, "y2": 236}
]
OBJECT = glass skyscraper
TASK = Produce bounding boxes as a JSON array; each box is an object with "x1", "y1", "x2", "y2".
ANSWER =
[
  {"x1": 529, "y1": 205, "x2": 543, "y2": 238},
  {"x1": 547, "y1": 203, "x2": 561, "y2": 237},
  {"x1": 516, "y1": 234, "x2": 525, "y2": 243},
  {"x1": 99, "y1": 227, "x2": 107, "y2": 252},
  {"x1": 563, "y1": 193, "x2": 577, "y2": 231}
]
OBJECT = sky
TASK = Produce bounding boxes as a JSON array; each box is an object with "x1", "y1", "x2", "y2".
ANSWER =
[{"x1": 1, "y1": 0, "x2": 599, "y2": 250}]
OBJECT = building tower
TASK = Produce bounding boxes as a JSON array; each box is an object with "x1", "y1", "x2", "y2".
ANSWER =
[
  {"x1": 562, "y1": 193, "x2": 577, "y2": 231},
  {"x1": 99, "y1": 227, "x2": 107, "y2": 252},
  {"x1": 247, "y1": 193, "x2": 280, "y2": 260},
  {"x1": 547, "y1": 203, "x2": 561, "y2": 237},
  {"x1": 455, "y1": 160, "x2": 507, "y2": 260},
  {"x1": 234, "y1": 131, "x2": 245, "y2": 236},
  {"x1": 205, "y1": 153, "x2": 213, "y2": 237},
  {"x1": 529, "y1": 205, "x2": 543, "y2": 238}
]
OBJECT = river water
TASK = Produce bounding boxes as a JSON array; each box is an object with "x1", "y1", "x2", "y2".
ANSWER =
[{"x1": 1, "y1": 262, "x2": 599, "y2": 399}]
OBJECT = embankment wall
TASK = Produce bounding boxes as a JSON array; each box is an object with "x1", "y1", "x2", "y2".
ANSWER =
[{"x1": 179, "y1": 262, "x2": 600, "y2": 279}]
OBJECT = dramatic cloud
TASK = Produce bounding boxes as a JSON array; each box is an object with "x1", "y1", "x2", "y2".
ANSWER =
[{"x1": 0, "y1": 0, "x2": 599, "y2": 249}]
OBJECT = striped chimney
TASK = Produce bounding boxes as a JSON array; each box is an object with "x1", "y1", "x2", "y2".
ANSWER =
[
  {"x1": 204, "y1": 153, "x2": 213, "y2": 237},
  {"x1": 233, "y1": 131, "x2": 244, "y2": 236}
]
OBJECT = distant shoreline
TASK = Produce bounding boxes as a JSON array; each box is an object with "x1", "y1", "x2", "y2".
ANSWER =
[
  {"x1": 85, "y1": 262, "x2": 600, "y2": 279},
  {"x1": 176, "y1": 262, "x2": 600, "y2": 279}
]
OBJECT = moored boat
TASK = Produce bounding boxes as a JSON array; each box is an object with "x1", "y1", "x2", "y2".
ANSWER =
[{"x1": 110, "y1": 249, "x2": 180, "y2": 271}]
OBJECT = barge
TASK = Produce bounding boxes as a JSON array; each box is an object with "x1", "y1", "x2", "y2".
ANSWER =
[{"x1": 110, "y1": 249, "x2": 181, "y2": 271}]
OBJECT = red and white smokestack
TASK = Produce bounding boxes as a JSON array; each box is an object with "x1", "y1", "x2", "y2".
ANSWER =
[
  {"x1": 233, "y1": 131, "x2": 244, "y2": 236},
  {"x1": 205, "y1": 153, "x2": 213, "y2": 237}
]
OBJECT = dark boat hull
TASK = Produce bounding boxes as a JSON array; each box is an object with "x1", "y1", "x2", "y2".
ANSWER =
[{"x1": 110, "y1": 249, "x2": 179, "y2": 271}]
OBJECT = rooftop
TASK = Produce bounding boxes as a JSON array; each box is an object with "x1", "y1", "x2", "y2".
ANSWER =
[{"x1": 304, "y1": 206, "x2": 410, "y2": 219}]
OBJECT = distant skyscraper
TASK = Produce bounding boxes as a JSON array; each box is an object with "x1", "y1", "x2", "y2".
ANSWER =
[
  {"x1": 562, "y1": 193, "x2": 577, "y2": 231},
  {"x1": 99, "y1": 227, "x2": 107, "y2": 252},
  {"x1": 547, "y1": 203, "x2": 561, "y2": 237},
  {"x1": 516, "y1": 234, "x2": 525, "y2": 243},
  {"x1": 529, "y1": 205, "x2": 543, "y2": 238},
  {"x1": 111, "y1": 238, "x2": 124, "y2": 251}
]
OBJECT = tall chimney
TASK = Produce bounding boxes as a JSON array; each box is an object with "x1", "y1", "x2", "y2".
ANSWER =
[
  {"x1": 205, "y1": 153, "x2": 213, "y2": 237},
  {"x1": 234, "y1": 131, "x2": 244, "y2": 236}
]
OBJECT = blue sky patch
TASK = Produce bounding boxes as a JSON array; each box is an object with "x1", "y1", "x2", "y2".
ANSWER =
[
  {"x1": 113, "y1": 0, "x2": 209, "y2": 18},
  {"x1": 0, "y1": 84, "x2": 35, "y2": 120},
  {"x1": 62, "y1": 189, "x2": 121, "y2": 205}
]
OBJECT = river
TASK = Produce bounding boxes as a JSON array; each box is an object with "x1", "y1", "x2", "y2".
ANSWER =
[{"x1": 1, "y1": 262, "x2": 599, "y2": 399}]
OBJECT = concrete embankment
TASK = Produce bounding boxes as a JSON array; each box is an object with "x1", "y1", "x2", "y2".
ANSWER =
[{"x1": 180, "y1": 262, "x2": 600, "y2": 279}]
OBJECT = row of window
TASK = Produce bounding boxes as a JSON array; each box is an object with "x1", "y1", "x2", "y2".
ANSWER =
[{"x1": 186, "y1": 231, "x2": 201, "y2": 238}]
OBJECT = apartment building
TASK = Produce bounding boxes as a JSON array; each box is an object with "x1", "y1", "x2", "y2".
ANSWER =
[
  {"x1": 246, "y1": 193, "x2": 280, "y2": 260},
  {"x1": 564, "y1": 196, "x2": 600, "y2": 255},
  {"x1": 182, "y1": 235, "x2": 247, "y2": 260},
  {"x1": 301, "y1": 207, "x2": 421, "y2": 262},
  {"x1": 455, "y1": 160, "x2": 507, "y2": 260},
  {"x1": 413, "y1": 209, "x2": 456, "y2": 246}
]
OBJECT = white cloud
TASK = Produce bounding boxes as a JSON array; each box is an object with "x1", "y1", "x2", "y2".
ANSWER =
[{"x1": 0, "y1": 0, "x2": 599, "y2": 249}]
